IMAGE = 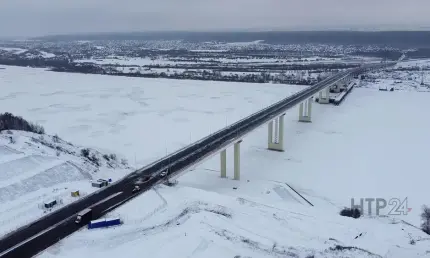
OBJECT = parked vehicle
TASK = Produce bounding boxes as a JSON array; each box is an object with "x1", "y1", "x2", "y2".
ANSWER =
[
  {"x1": 92, "y1": 179, "x2": 108, "y2": 188},
  {"x1": 75, "y1": 208, "x2": 92, "y2": 224},
  {"x1": 88, "y1": 218, "x2": 121, "y2": 229},
  {"x1": 44, "y1": 199, "x2": 57, "y2": 209}
]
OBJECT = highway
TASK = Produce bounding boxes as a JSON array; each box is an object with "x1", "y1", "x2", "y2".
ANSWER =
[{"x1": 0, "y1": 62, "x2": 394, "y2": 258}]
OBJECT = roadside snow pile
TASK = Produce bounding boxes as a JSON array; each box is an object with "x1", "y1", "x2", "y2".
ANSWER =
[
  {"x1": 0, "y1": 130, "x2": 133, "y2": 235},
  {"x1": 38, "y1": 186, "x2": 430, "y2": 258}
]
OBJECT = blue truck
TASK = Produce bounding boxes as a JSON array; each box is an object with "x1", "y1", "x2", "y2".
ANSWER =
[{"x1": 88, "y1": 217, "x2": 121, "y2": 229}]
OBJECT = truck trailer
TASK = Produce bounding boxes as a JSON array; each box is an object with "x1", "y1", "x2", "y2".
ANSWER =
[
  {"x1": 75, "y1": 208, "x2": 92, "y2": 224},
  {"x1": 88, "y1": 217, "x2": 121, "y2": 229}
]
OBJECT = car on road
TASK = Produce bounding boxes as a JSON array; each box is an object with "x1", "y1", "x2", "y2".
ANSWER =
[
  {"x1": 160, "y1": 171, "x2": 167, "y2": 177},
  {"x1": 141, "y1": 175, "x2": 151, "y2": 182},
  {"x1": 132, "y1": 185, "x2": 140, "y2": 193}
]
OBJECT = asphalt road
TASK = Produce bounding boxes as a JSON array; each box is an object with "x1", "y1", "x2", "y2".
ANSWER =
[{"x1": 0, "y1": 63, "x2": 393, "y2": 258}]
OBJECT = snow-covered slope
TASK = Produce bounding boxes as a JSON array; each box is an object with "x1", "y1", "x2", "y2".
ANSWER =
[{"x1": 0, "y1": 130, "x2": 132, "y2": 236}]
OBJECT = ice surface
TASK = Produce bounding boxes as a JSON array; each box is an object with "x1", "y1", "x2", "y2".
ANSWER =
[{"x1": 0, "y1": 65, "x2": 303, "y2": 167}]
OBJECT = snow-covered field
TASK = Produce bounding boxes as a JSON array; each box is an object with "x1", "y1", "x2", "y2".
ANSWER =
[
  {"x1": 360, "y1": 67, "x2": 430, "y2": 92},
  {"x1": 1, "y1": 60, "x2": 430, "y2": 257}
]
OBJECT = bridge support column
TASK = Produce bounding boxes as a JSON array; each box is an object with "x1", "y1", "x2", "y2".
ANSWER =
[
  {"x1": 220, "y1": 149, "x2": 227, "y2": 178},
  {"x1": 319, "y1": 87, "x2": 330, "y2": 104},
  {"x1": 299, "y1": 98, "x2": 312, "y2": 123},
  {"x1": 220, "y1": 140, "x2": 242, "y2": 180},
  {"x1": 234, "y1": 141, "x2": 241, "y2": 180},
  {"x1": 268, "y1": 113, "x2": 285, "y2": 152}
]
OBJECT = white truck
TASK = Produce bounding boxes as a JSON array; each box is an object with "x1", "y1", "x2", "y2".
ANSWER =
[{"x1": 75, "y1": 208, "x2": 92, "y2": 224}]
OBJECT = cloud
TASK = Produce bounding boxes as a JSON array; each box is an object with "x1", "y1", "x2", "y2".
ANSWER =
[{"x1": 0, "y1": 0, "x2": 429, "y2": 37}]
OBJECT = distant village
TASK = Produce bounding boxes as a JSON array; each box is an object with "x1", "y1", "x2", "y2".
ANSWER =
[{"x1": 0, "y1": 39, "x2": 413, "y2": 85}]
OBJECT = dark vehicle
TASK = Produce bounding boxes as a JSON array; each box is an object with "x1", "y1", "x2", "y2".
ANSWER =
[
  {"x1": 141, "y1": 175, "x2": 151, "y2": 182},
  {"x1": 75, "y1": 208, "x2": 92, "y2": 224}
]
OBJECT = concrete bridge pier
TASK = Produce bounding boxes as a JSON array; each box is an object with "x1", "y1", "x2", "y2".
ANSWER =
[
  {"x1": 220, "y1": 140, "x2": 242, "y2": 180},
  {"x1": 299, "y1": 98, "x2": 312, "y2": 122},
  {"x1": 318, "y1": 87, "x2": 330, "y2": 104},
  {"x1": 268, "y1": 113, "x2": 285, "y2": 152}
]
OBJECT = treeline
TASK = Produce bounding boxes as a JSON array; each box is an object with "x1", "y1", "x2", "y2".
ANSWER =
[
  {"x1": 0, "y1": 112, "x2": 45, "y2": 134},
  {"x1": 50, "y1": 68, "x2": 318, "y2": 85},
  {"x1": 0, "y1": 58, "x2": 69, "y2": 68},
  {"x1": 0, "y1": 56, "x2": 355, "y2": 75},
  {"x1": 0, "y1": 58, "x2": 105, "y2": 74},
  {"x1": 145, "y1": 63, "x2": 358, "y2": 71},
  {"x1": 351, "y1": 50, "x2": 403, "y2": 60}
]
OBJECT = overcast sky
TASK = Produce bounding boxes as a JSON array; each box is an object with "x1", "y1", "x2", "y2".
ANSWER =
[{"x1": 0, "y1": 0, "x2": 429, "y2": 38}]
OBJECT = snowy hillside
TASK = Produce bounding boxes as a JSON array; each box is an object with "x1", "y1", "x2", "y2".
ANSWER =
[{"x1": 0, "y1": 130, "x2": 132, "y2": 236}]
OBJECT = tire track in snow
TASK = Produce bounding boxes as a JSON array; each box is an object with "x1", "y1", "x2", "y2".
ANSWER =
[
  {"x1": 54, "y1": 202, "x2": 233, "y2": 251},
  {"x1": 187, "y1": 238, "x2": 209, "y2": 258}
]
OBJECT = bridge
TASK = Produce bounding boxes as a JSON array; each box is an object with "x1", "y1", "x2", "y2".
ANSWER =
[{"x1": 0, "y1": 62, "x2": 395, "y2": 258}]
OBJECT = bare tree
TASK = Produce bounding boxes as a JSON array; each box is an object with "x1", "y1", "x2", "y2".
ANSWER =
[{"x1": 421, "y1": 205, "x2": 430, "y2": 235}]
